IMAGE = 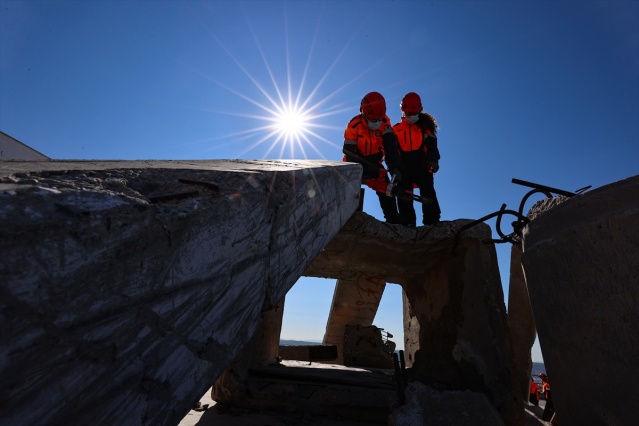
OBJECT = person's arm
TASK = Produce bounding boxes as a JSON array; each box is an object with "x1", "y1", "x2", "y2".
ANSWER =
[
  {"x1": 381, "y1": 126, "x2": 402, "y2": 181},
  {"x1": 343, "y1": 138, "x2": 359, "y2": 163},
  {"x1": 418, "y1": 112, "x2": 440, "y2": 169},
  {"x1": 380, "y1": 119, "x2": 400, "y2": 170},
  {"x1": 424, "y1": 131, "x2": 440, "y2": 163}
]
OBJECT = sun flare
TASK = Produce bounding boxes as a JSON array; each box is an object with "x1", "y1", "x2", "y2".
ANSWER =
[
  {"x1": 272, "y1": 105, "x2": 312, "y2": 141},
  {"x1": 205, "y1": 7, "x2": 355, "y2": 159}
]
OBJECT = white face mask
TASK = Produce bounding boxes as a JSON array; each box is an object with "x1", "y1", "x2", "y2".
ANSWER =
[
  {"x1": 404, "y1": 115, "x2": 419, "y2": 124},
  {"x1": 367, "y1": 119, "x2": 382, "y2": 130}
]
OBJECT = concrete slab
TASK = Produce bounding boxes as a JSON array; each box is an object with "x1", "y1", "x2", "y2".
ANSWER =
[{"x1": 0, "y1": 159, "x2": 361, "y2": 426}]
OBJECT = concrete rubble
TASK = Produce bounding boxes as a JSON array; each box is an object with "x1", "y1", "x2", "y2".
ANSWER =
[{"x1": 4, "y1": 157, "x2": 633, "y2": 426}]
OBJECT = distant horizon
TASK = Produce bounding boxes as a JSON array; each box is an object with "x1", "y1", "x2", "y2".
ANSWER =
[{"x1": 279, "y1": 338, "x2": 547, "y2": 372}]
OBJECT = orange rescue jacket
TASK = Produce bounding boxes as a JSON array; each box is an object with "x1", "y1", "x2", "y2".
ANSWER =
[
  {"x1": 344, "y1": 114, "x2": 394, "y2": 157},
  {"x1": 393, "y1": 119, "x2": 426, "y2": 153}
]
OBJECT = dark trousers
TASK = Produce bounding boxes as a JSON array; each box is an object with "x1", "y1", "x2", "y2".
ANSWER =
[
  {"x1": 542, "y1": 399, "x2": 555, "y2": 421},
  {"x1": 397, "y1": 171, "x2": 441, "y2": 226},
  {"x1": 359, "y1": 167, "x2": 400, "y2": 224},
  {"x1": 377, "y1": 191, "x2": 400, "y2": 224},
  {"x1": 529, "y1": 393, "x2": 539, "y2": 406}
]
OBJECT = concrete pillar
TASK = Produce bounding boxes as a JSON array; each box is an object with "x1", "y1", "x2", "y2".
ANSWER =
[
  {"x1": 401, "y1": 237, "x2": 523, "y2": 426},
  {"x1": 506, "y1": 245, "x2": 536, "y2": 405},
  {"x1": 246, "y1": 297, "x2": 286, "y2": 368},
  {"x1": 211, "y1": 297, "x2": 285, "y2": 404},
  {"x1": 521, "y1": 175, "x2": 639, "y2": 426},
  {"x1": 322, "y1": 273, "x2": 386, "y2": 364}
]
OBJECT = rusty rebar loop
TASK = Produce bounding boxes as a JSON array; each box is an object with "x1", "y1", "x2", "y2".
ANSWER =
[
  {"x1": 517, "y1": 188, "x2": 553, "y2": 219},
  {"x1": 459, "y1": 204, "x2": 528, "y2": 235},
  {"x1": 511, "y1": 178, "x2": 576, "y2": 197},
  {"x1": 457, "y1": 178, "x2": 585, "y2": 247}
]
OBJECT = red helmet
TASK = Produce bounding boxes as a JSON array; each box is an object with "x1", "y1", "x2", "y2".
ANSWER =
[
  {"x1": 360, "y1": 92, "x2": 386, "y2": 120},
  {"x1": 401, "y1": 92, "x2": 423, "y2": 114},
  {"x1": 538, "y1": 373, "x2": 547, "y2": 378}
]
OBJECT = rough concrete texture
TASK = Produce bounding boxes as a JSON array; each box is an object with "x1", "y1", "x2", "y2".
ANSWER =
[
  {"x1": 342, "y1": 324, "x2": 394, "y2": 369},
  {"x1": 521, "y1": 174, "x2": 639, "y2": 426},
  {"x1": 388, "y1": 382, "x2": 504, "y2": 426},
  {"x1": 218, "y1": 361, "x2": 398, "y2": 424},
  {"x1": 218, "y1": 360, "x2": 398, "y2": 424},
  {"x1": 305, "y1": 212, "x2": 523, "y2": 426},
  {"x1": 322, "y1": 274, "x2": 386, "y2": 364},
  {"x1": 507, "y1": 245, "x2": 537, "y2": 406},
  {"x1": 0, "y1": 160, "x2": 361, "y2": 426}
]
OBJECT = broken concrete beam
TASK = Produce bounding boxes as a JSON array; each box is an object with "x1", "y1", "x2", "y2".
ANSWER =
[
  {"x1": 304, "y1": 212, "x2": 491, "y2": 281},
  {"x1": 0, "y1": 160, "x2": 361, "y2": 426},
  {"x1": 521, "y1": 174, "x2": 639, "y2": 426}
]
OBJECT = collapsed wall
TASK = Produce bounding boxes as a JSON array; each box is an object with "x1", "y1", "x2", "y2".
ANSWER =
[
  {"x1": 0, "y1": 160, "x2": 361, "y2": 426},
  {"x1": 305, "y1": 212, "x2": 523, "y2": 425},
  {"x1": 2, "y1": 158, "x2": 534, "y2": 426},
  {"x1": 212, "y1": 212, "x2": 523, "y2": 425}
]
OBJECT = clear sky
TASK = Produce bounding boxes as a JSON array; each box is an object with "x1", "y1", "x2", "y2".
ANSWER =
[{"x1": 2, "y1": 0, "x2": 638, "y2": 363}]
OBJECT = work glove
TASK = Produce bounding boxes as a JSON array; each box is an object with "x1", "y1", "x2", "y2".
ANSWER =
[
  {"x1": 391, "y1": 168, "x2": 402, "y2": 182},
  {"x1": 427, "y1": 161, "x2": 439, "y2": 174},
  {"x1": 365, "y1": 163, "x2": 384, "y2": 178}
]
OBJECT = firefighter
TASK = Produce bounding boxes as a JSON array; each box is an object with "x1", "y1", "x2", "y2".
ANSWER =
[
  {"x1": 529, "y1": 377, "x2": 540, "y2": 405},
  {"x1": 539, "y1": 373, "x2": 555, "y2": 421},
  {"x1": 343, "y1": 91, "x2": 402, "y2": 224},
  {"x1": 539, "y1": 373, "x2": 551, "y2": 401},
  {"x1": 392, "y1": 92, "x2": 442, "y2": 226}
]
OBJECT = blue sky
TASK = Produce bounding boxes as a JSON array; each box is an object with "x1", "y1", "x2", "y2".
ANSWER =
[{"x1": 2, "y1": 0, "x2": 638, "y2": 363}]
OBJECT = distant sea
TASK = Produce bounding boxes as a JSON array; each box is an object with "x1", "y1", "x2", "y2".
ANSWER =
[
  {"x1": 280, "y1": 340, "x2": 547, "y2": 376},
  {"x1": 532, "y1": 361, "x2": 546, "y2": 376},
  {"x1": 280, "y1": 339, "x2": 322, "y2": 346}
]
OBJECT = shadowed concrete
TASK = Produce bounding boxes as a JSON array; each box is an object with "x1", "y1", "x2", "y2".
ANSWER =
[
  {"x1": 521, "y1": 175, "x2": 639, "y2": 426},
  {"x1": 210, "y1": 212, "x2": 523, "y2": 425},
  {"x1": 12, "y1": 159, "x2": 627, "y2": 425},
  {"x1": 507, "y1": 245, "x2": 537, "y2": 407},
  {"x1": 0, "y1": 159, "x2": 361, "y2": 426},
  {"x1": 389, "y1": 382, "x2": 504, "y2": 426}
]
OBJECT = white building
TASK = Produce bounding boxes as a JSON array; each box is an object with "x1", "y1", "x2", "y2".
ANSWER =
[{"x1": 0, "y1": 131, "x2": 49, "y2": 160}]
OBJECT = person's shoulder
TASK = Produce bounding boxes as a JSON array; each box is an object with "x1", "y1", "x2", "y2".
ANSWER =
[
  {"x1": 347, "y1": 114, "x2": 363, "y2": 128},
  {"x1": 418, "y1": 112, "x2": 438, "y2": 133},
  {"x1": 392, "y1": 119, "x2": 406, "y2": 129},
  {"x1": 418, "y1": 111, "x2": 436, "y2": 120},
  {"x1": 381, "y1": 116, "x2": 394, "y2": 133}
]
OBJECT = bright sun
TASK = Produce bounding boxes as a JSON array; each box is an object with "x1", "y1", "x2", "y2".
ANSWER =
[
  {"x1": 273, "y1": 104, "x2": 312, "y2": 140},
  {"x1": 207, "y1": 10, "x2": 350, "y2": 159}
]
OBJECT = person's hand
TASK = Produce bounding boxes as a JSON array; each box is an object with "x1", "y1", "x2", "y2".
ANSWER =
[
  {"x1": 391, "y1": 168, "x2": 402, "y2": 182},
  {"x1": 427, "y1": 161, "x2": 439, "y2": 173}
]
